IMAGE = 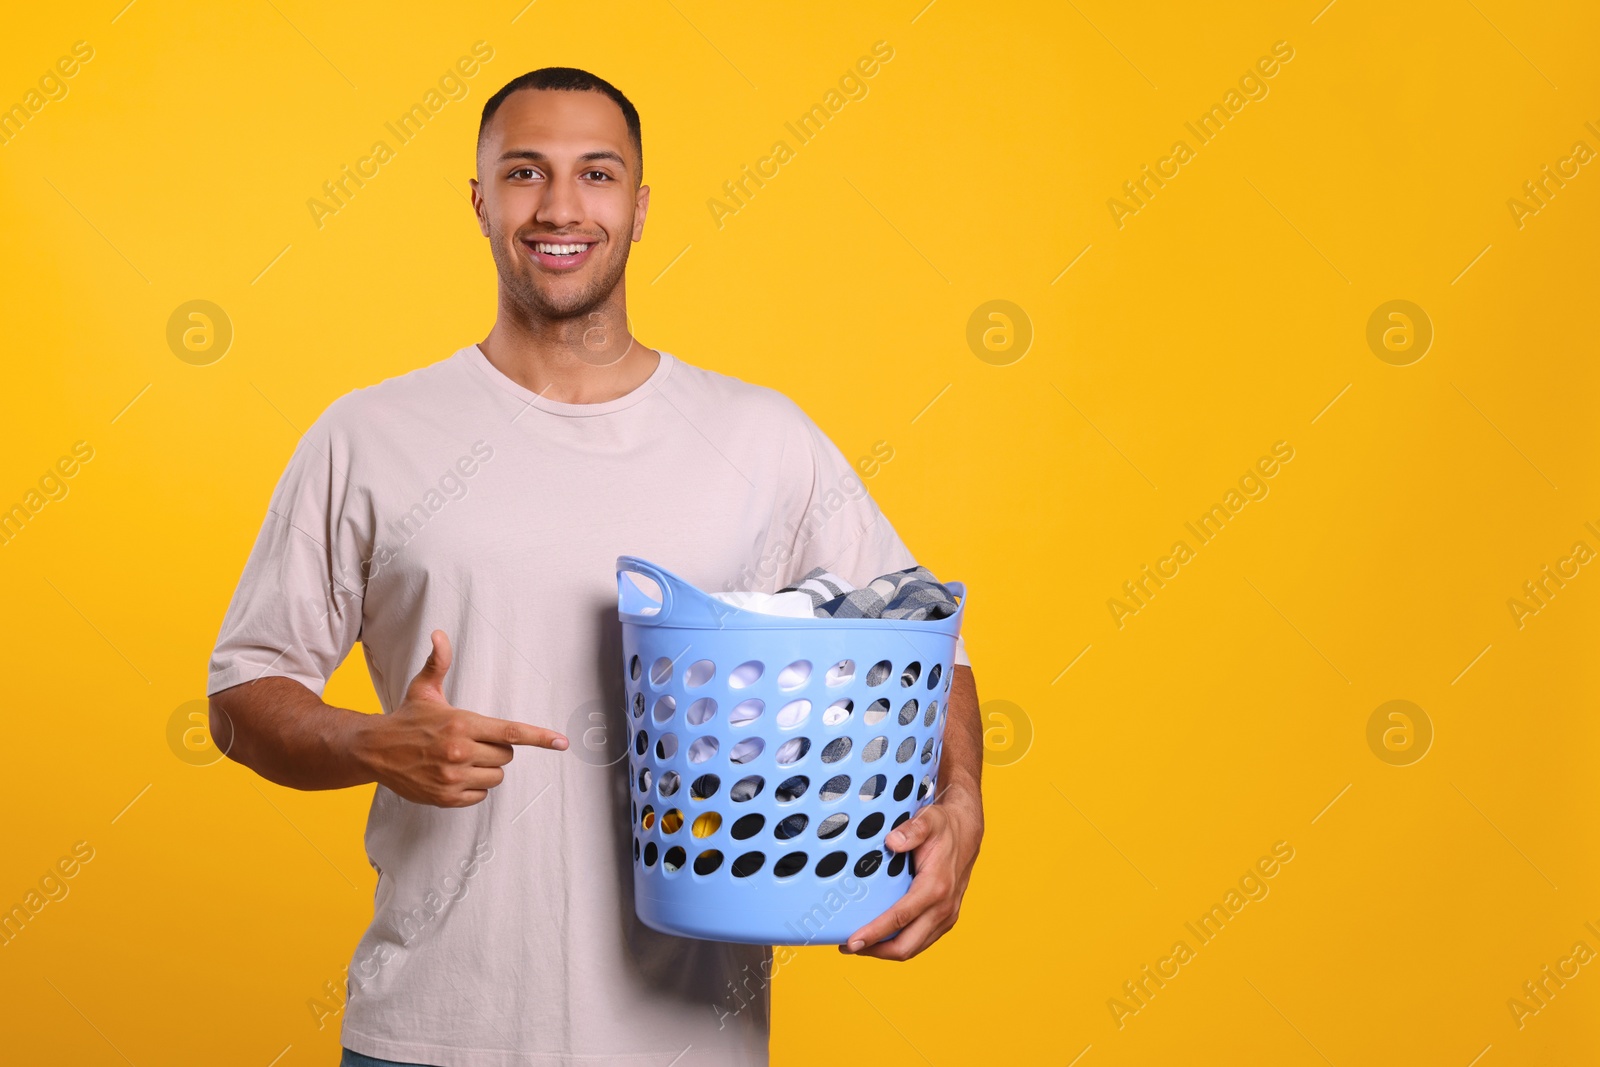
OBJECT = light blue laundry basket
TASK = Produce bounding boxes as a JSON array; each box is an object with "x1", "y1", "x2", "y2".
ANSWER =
[{"x1": 617, "y1": 555, "x2": 966, "y2": 946}]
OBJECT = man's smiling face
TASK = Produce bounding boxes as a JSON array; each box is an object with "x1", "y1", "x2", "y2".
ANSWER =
[{"x1": 472, "y1": 88, "x2": 647, "y2": 321}]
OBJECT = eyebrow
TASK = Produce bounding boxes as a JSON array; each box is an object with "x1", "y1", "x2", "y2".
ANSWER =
[{"x1": 497, "y1": 148, "x2": 629, "y2": 171}]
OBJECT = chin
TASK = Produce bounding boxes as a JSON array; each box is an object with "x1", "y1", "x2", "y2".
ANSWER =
[{"x1": 526, "y1": 289, "x2": 605, "y2": 320}]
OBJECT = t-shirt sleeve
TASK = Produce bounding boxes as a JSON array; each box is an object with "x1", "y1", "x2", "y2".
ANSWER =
[
  {"x1": 206, "y1": 405, "x2": 370, "y2": 698},
  {"x1": 770, "y1": 398, "x2": 970, "y2": 668}
]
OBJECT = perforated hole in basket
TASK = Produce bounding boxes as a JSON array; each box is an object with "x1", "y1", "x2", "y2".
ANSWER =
[
  {"x1": 856, "y1": 811, "x2": 885, "y2": 839},
  {"x1": 694, "y1": 850, "x2": 724, "y2": 876},
  {"x1": 895, "y1": 737, "x2": 916, "y2": 763},
  {"x1": 655, "y1": 733, "x2": 679, "y2": 761},
  {"x1": 689, "y1": 773, "x2": 720, "y2": 800},
  {"x1": 730, "y1": 775, "x2": 764, "y2": 801},
  {"x1": 692, "y1": 812, "x2": 721, "y2": 838},
  {"x1": 923, "y1": 700, "x2": 937, "y2": 728},
  {"x1": 921, "y1": 738, "x2": 936, "y2": 764},
  {"x1": 926, "y1": 663, "x2": 942, "y2": 691},
  {"x1": 685, "y1": 659, "x2": 716, "y2": 687},
  {"x1": 898, "y1": 699, "x2": 919, "y2": 726},
  {"x1": 777, "y1": 660, "x2": 812, "y2": 690},
  {"x1": 854, "y1": 851, "x2": 883, "y2": 877},
  {"x1": 731, "y1": 814, "x2": 765, "y2": 840},
  {"x1": 858, "y1": 774, "x2": 887, "y2": 801},
  {"x1": 630, "y1": 655, "x2": 641, "y2": 682},
  {"x1": 687, "y1": 698, "x2": 717, "y2": 726},
  {"x1": 776, "y1": 699, "x2": 811, "y2": 729},
  {"x1": 776, "y1": 775, "x2": 809, "y2": 802},
  {"x1": 861, "y1": 736, "x2": 888, "y2": 763},
  {"x1": 730, "y1": 698, "x2": 764, "y2": 726},
  {"x1": 632, "y1": 692, "x2": 644, "y2": 719},
  {"x1": 661, "y1": 809, "x2": 683, "y2": 834},
  {"x1": 893, "y1": 774, "x2": 913, "y2": 801},
  {"x1": 650, "y1": 657, "x2": 674, "y2": 687},
  {"x1": 820, "y1": 774, "x2": 850, "y2": 801},
  {"x1": 731, "y1": 852, "x2": 765, "y2": 877},
  {"x1": 644, "y1": 841, "x2": 657, "y2": 866},
  {"x1": 774, "y1": 852, "x2": 807, "y2": 878},
  {"x1": 774, "y1": 813, "x2": 808, "y2": 839},
  {"x1": 823, "y1": 699, "x2": 853, "y2": 727},
  {"x1": 688, "y1": 737, "x2": 719, "y2": 764},
  {"x1": 816, "y1": 813, "x2": 849, "y2": 839},
  {"x1": 821, "y1": 737, "x2": 851, "y2": 763},
  {"x1": 865, "y1": 660, "x2": 893, "y2": 687},
  {"x1": 657, "y1": 770, "x2": 679, "y2": 797},
  {"x1": 775, "y1": 737, "x2": 810, "y2": 765},
  {"x1": 729, "y1": 737, "x2": 764, "y2": 764},
  {"x1": 825, "y1": 659, "x2": 855, "y2": 686},
  {"x1": 814, "y1": 851, "x2": 847, "y2": 877},
  {"x1": 863, "y1": 699, "x2": 890, "y2": 726},
  {"x1": 729, "y1": 660, "x2": 764, "y2": 688},
  {"x1": 900, "y1": 661, "x2": 921, "y2": 687},
  {"x1": 637, "y1": 767, "x2": 652, "y2": 793},
  {"x1": 663, "y1": 846, "x2": 686, "y2": 872}
]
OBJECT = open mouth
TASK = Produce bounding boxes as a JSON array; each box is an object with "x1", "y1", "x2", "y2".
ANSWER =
[{"x1": 524, "y1": 238, "x2": 597, "y2": 271}]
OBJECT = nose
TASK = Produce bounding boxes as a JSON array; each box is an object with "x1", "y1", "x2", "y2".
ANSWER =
[{"x1": 534, "y1": 172, "x2": 585, "y2": 230}]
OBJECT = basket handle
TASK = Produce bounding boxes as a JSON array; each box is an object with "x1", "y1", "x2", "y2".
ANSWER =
[{"x1": 617, "y1": 556, "x2": 675, "y2": 626}]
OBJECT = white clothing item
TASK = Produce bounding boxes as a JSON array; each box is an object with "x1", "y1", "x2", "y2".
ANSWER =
[
  {"x1": 206, "y1": 343, "x2": 970, "y2": 1067},
  {"x1": 705, "y1": 589, "x2": 817, "y2": 618}
]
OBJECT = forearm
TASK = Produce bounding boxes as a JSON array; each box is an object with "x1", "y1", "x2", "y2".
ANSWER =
[
  {"x1": 210, "y1": 676, "x2": 379, "y2": 792},
  {"x1": 938, "y1": 665, "x2": 984, "y2": 818}
]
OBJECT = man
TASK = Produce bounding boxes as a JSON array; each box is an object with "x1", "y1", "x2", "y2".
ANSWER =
[{"x1": 207, "y1": 66, "x2": 984, "y2": 1066}]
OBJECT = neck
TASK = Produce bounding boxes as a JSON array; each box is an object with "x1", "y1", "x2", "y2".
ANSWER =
[{"x1": 479, "y1": 291, "x2": 658, "y2": 405}]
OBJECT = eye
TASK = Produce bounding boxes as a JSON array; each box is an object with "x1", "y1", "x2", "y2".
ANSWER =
[
  {"x1": 509, "y1": 167, "x2": 541, "y2": 180},
  {"x1": 584, "y1": 170, "x2": 614, "y2": 181}
]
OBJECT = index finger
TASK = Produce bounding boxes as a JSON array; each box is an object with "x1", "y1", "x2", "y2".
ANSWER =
[
  {"x1": 842, "y1": 860, "x2": 946, "y2": 952},
  {"x1": 468, "y1": 711, "x2": 570, "y2": 751}
]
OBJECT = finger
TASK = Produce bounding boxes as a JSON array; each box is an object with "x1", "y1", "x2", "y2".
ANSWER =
[
  {"x1": 468, "y1": 711, "x2": 569, "y2": 751},
  {"x1": 408, "y1": 630, "x2": 453, "y2": 697},
  {"x1": 466, "y1": 739, "x2": 516, "y2": 767},
  {"x1": 840, "y1": 857, "x2": 952, "y2": 953},
  {"x1": 852, "y1": 907, "x2": 956, "y2": 962},
  {"x1": 446, "y1": 788, "x2": 489, "y2": 808},
  {"x1": 455, "y1": 765, "x2": 507, "y2": 791},
  {"x1": 885, "y1": 803, "x2": 945, "y2": 854}
]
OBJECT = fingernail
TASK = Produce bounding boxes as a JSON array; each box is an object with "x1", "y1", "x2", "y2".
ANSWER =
[
  {"x1": 848, "y1": 938, "x2": 864, "y2": 952},
  {"x1": 887, "y1": 833, "x2": 903, "y2": 849},
  {"x1": 553, "y1": 737, "x2": 569, "y2": 750}
]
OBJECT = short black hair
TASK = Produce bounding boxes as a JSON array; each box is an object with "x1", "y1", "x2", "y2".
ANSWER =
[{"x1": 477, "y1": 67, "x2": 643, "y2": 184}]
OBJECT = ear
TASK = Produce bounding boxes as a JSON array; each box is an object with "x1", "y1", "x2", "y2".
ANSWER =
[
  {"x1": 632, "y1": 183, "x2": 650, "y2": 242},
  {"x1": 469, "y1": 177, "x2": 489, "y2": 237}
]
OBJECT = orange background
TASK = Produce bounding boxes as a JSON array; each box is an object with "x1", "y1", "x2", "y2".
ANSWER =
[{"x1": 2, "y1": 1, "x2": 1597, "y2": 1063}]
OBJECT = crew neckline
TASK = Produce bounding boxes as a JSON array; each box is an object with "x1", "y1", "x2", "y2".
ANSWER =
[{"x1": 463, "y1": 343, "x2": 675, "y2": 417}]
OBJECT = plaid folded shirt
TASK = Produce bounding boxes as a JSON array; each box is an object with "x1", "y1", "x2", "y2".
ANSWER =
[{"x1": 778, "y1": 565, "x2": 959, "y2": 622}]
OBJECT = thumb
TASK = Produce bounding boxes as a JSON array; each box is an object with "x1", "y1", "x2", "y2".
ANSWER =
[
  {"x1": 408, "y1": 629, "x2": 452, "y2": 698},
  {"x1": 886, "y1": 804, "x2": 942, "y2": 853}
]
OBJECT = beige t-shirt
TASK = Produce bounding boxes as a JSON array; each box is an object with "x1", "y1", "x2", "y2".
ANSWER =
[{"x1": 207, "y1": 344, "x2": 968, "y2": 1066}]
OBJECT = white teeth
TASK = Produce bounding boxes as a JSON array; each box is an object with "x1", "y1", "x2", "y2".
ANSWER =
[{"x1": 534, "y1": 242, "x2": 590, "y2": 255}]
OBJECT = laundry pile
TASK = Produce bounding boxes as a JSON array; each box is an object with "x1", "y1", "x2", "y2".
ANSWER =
[{"x1": 708, "y1": 565, "x2": 959, "y2": 622}]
